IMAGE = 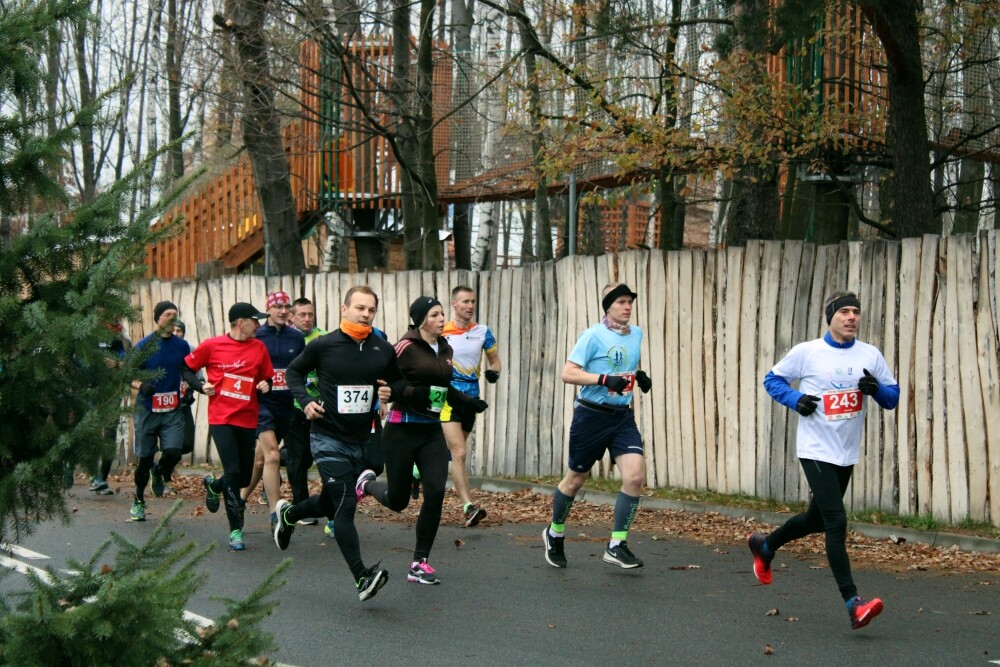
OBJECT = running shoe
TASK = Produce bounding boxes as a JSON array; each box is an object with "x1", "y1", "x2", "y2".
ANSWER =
[
  {"x1": 273, "y1": 499, "x2": 294, "y2": 550},
  {"x1": 90, "y1": 478, "x2": 114, "y2": 495},
  {"x1": 543, "y1": 529, "x2": 567, "y2": 568},
  {"x1": 410, "y1": 477, "x2": 420, "y2": 500},
  {"x1": 297, "y1": 517, "x2": 319, "y2": 526},
  {"x1": 603, "y1": 541, "x2": 643, "y2": 569},
  {"x1": 747, "y1": 532, "x2": 774, "y2": 585},
  {"x1": 407, "y1": 558, "x2": 440, "y2": 585},
  {"x1": 355, "y1": 469, "x2": 376, "y2": 502},
  {"x1": 847, "y1": 596, "x2": 884, "y2": 630},
  {"x1": 203, "y1": 475, "x2": 220, "y2": 513},
  {"x1": 130, "y1": 498, "x2": 146, "y2": 522},
  {"x1": 356, "y1": 563, "x2": 389, "y2": 601},
  {"x1": 463, "y1": 504, "x2": 487, "y2": 527},
  {"x1": 150, "y1": 464, "x2": 165, "y2": 497},
  {"x1": 324, "y1": 520, "x2": 335, "y2": 538},
  {"x1": 228, "y1": 529, "x2": 245, "y2": 551}
]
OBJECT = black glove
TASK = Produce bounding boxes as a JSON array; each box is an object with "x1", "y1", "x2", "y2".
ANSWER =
[
  {"x1": 858, "y1": 368, "x2": 879, "y2": 396},
  {"x1": 599, "y1": 374, "x2": 629, "y2": 395},
  {"x1": 469, "y1": 398, "x2": 489, "y2": 413},
  {"x1": 635, "y1": 370, "x2": 652, "y2": 394},
  {"x1": 138, "y1": 382, "x2": 156, "y2": 397},
  {"x1": 484, "y1": 369, "x2": 500, "y2": 384},
  {"x1": 795, "y1": 394, "x2": 820, "y2": 416}
]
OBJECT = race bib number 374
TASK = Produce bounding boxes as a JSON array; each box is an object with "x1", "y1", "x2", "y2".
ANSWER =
[
  {"x1": 822, "y1": 388, "x2": 862, "y2": 421},
  {"x1": 337, "y1": 385, "x2": 374, "y2": 414}
]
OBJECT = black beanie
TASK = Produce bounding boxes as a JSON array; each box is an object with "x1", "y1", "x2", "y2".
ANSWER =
[
  {"x1": 409, "y1": 296, "x2": 442, "y2": 328},
  {"x1": 153, "y1": 301, "x2": 178, "y2": 323}
]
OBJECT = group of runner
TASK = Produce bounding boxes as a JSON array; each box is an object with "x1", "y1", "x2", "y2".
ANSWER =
[{"x1": 101, "y1": 280, "x2": 897, "y2": 629}]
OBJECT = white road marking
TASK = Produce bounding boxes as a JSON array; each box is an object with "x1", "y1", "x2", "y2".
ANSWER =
[{"x1": 1, "y1": 543, "x2": 49, "y2": 560}]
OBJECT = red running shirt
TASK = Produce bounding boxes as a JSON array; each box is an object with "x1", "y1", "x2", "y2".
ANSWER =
[{"x1": 185, "y1": 334, "x2": 275, "y2": 428}]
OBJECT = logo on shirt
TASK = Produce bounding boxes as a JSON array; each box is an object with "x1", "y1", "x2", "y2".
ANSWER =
[
  {"x1": 607, "y1": 345, "x2": 628, "y2": 369},
  {"x1": 829, "y1": 366, "x2": 855, "y2": 389}
]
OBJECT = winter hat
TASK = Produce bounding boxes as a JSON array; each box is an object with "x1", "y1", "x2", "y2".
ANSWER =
[
  {"x1": 409, "y1": 296, "x2": 442, "y2": 328},
  {"x1": 153, "y1": 301, "x2": 178, "y2": 322}
]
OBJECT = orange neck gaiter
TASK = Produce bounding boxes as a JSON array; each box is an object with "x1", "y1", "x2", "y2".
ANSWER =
[{"x1": 341, "y1": 319, "x2": 372, "y2": 342}]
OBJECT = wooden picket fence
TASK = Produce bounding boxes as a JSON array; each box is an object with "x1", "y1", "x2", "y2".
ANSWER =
[{"x1": 131, "y1": 232, "x2": 1000, "y2": 527}]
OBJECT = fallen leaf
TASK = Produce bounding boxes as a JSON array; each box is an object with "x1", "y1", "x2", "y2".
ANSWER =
[
  {"x1": 548, "y1": 624, "x2": 555, "y2": 629},
  {"x1": 784, "y1": 617, "x2": 799, "y2": 622},
  {"x1": 765, "y1": 608, "x2": 780, "y2": 616},
  {"x1": 454, "y1": 539, "x2": 464, "y2": 550},
  {"x1": 967, "y1": 610, "x2": 991, "y2": 616},
  {"x1": 764, "y1": 644, "x2": 774, "y2": 655},
  {"x1": 669, "y1": 564, "x2": 701, "y2": 570},
  {"x1": 100, "y1": 564, "x2": 112, "y2": 575},
  {"x1": 71, "y1": 507, "x2": 78, "y2": 513}
]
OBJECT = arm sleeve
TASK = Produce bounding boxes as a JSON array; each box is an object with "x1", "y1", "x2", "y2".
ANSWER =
[
  {"x1": 763, "y1": 371, "x2": 802, "y2": 411},
  {"x1": 871, "y1": 353, "x2": 900, "y2": 410},
  {"x1": 181, "y1": 362, "x2": 205, "y2": 393},
  {"x1": 286, "y1": 344, "x2": 316, "y2": 408}
]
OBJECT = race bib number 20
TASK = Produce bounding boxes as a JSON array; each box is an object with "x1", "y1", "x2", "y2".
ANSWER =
[{"x1": 822, "y1": 388, "x2": 862, "y2": 421}]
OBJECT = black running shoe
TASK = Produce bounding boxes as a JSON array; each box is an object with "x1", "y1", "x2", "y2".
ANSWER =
[
  {"x1": 464, "y1": 504, "x2": 487, "y2": 527},
  {"x1": 603, "y1": 541, "x2": 643, "y2": 569},
  {"x1": 356, "y1": 563, "x2": 389, "y2": 601},
  {"x1": 543, "y1": 529, "x2": 567, "y2": 568},
  {"x1": 150, "y1": 464, "x2": 165, "y2": 497},
  {"x1": 410, "y1": 477, "x2": 420, "y2": 500},
  {"x1": 203, "y1": 475, "x2": 220, "y2": 513},
  {"x1": 273, "y1": 499, "x2": 295, "y2": 550}
]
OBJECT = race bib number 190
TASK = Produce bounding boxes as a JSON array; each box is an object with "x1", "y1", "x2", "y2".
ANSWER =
[
  {"x1": 337, "y1": 385, "x2": 374, "y2": 414},
  {"x1": 822, "y1": 388, "x2": 862, "y2": 421},
  {"x1": 151, "y1": 392, "x2": 179, "y2": 413}
]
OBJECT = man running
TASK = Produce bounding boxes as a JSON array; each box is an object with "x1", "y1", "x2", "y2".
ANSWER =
[
  {"x1": 749, "y1": 291, "x2": 899, "y2": 630},
  {"x1": 441, "y1": 285, "x2": 501, "y2": 527},
  {"x1": 273, "y1": 286, "x2": 402, "y2": 602},
  {"x1": 128, "y1": 301, "x2": 191, "y2": 521},
  {"x1": 182, "y1": 302, "x2": 273, "y2": 551},
  {"x1": 286, "y1": 296, "x2": 327, "y2": 526},
  {"x1": 244, "y1": 291, "x2": 305, "y2": 534},
  {"x1": 542, "y1": 283, "x2": 653, "y2": 570}
]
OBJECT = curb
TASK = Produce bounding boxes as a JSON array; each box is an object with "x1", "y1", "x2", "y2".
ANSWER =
[{"x1": 471, "y1": 477, "x2": 1000, "y2": 556}]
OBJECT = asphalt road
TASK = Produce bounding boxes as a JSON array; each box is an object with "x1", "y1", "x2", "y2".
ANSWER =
[{"x1": 3, "y1": 485, "x2": 999, "y2": 667}]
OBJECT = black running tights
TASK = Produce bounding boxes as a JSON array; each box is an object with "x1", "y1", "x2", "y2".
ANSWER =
[{"x1": 209, "y1": 425, "x2": 255, "y2": 531}]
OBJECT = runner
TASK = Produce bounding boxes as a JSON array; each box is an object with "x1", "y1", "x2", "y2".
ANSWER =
[
  {"x1": 542, "y1": 283, "x2": 653, "y2": 570},
  {"x1": 172, "y1": 320, "x2": 199, "y2": 462},
  {"x1": 355, "y1": 296, "x2": 488, "y2": 585},
  {"x1": 287, "y1": 296, "x2": 327, "y2": 526},
  {"x1": 240, "y1": 291, "x2": 305, "y2": 533},
  {"x1": 182, "y1": 302, "x2": 273, "y2": 551},
  {"x1": 90, "y1": 321, "x2": 131, "y2": 495},
  {"x1": 441, "y1": 285, "x2": 501, "y2": 527},
  {"x1": 273, "y1": 286, "x2": 401, "y2": 601},
  {"x1": 128, "y1": 301, "x2": 191, "y2": 521},
  {"x1": 749, "y1": 290, "x2": 899, "y2": 630}
]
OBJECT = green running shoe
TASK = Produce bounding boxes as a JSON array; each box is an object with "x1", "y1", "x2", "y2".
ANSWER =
[
  {"x1": 228, "y1": 529, "x2": 245, "y2": 551},
  {"x1": 324, "y1": 520, "x2": 335, "y2": 538},
  {"x1": 130, "y1": 498, "x2": 146, "y2": 522}
]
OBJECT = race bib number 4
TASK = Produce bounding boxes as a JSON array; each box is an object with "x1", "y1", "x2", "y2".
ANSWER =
[
  {"x1": 151, "y1": 392, "x2": 179, "y2": 413},
  {"x1": 272, "y1": 369, "x2": 288, "y2": 391},
  {"x1": 218, "y1": 372, "x2": 254, "y2": 402},
  {"x1": 337, "y1": 385, "x2": 374, "y2": 414},
  {"x1": 822, "y1": 388, "x2": 862, "y2": 421},
  {"x1": 428, "y1": 385, "x2": 448, "y2": 413}
]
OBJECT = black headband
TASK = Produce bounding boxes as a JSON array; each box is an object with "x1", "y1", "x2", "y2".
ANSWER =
[
  {"x1": 602, "y1": 284, "x2": 638, "y2": 313},
  {"x1": 825, "y1": 293, "x2": 861, "y2": 324}
]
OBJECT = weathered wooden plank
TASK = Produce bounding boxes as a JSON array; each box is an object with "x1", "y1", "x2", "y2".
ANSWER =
[
  {"x1": 723, "y1": 246, "x2": 744, "y2": 494},
  {"x1": 895, "y1": 238, "x2": 921, "y2": 516},
  {"x1": 738, "y1": 241, "x2": 762, "y2": 494},
  {"x1": 702, "y1": 250, "x2": 718, "y2": 491},
  {"x1": 944, "y1": 237, "x2": 970, "y2": 520},
  {"x1": 539, "y1": 261, "x2": 560, "y2": 477},
  {"x1": 714, "y1": 249, "x2": 728, "y2": 492},
  {"x1": 770, "y1": 240, "x2": 802, "y2": 499},
  {"x1": 503, "y1": 267, "x2": 522, "y2": 477},
  {"x1": 482, "y1": 269, "x2": 502, "y2": 476},
  {"x1": 858, "y1": 240, "x2": 879, "y2": 510},
  {"x1": 931, "y1": 264, "x2": 949, "y2": 522},
  {"x1": 646, "y1": 251, "x2": 669, "y2": 488},
  {"x1": 690, "y1": 250, "x2": 707, "y2": 489},
  {"x1": 913, "y1": 236, "x2": 938, "y2": 514},
  {"x1": 978, "y1": 231, "x2": 1000, "y2": 526},
  {"x1": 880, "y1": 241, "x2": 899, "y2": 511},
  {"x1": 676, "y1": 250, "x2": 696, "y2": 489},
  {"x1": 755, "y1": 241, "x2": 782, "y2": 499},
  {"x1": 665, "y1": 250, "x2": 682, "y2": 486},
  {"x1": 522, "y1": 262, "x2": 544, "y2": 476}
]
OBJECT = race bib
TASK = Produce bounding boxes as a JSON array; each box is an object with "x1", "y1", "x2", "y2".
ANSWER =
[
  {"x1": 272, "y1": 369, "x2": 288, "y2": 391},
  {"x1": 428, "y1": 385, "x2": 448, "y2": 413},
  {"x1": 218, "y1": 372, "x2": 254, "y2": 402},
  {"x1": 337, "y1": 385, "x2": 374, "y2": 414},
  {"x1": 822, "y1": 388, "x2": 862, "y2": 421},
  {"x1": 606, "y1": 372, "x2": 635, "y2": 396},
  {"x1": 151, "y1": 391, "x2": 179, "y2": 413}
]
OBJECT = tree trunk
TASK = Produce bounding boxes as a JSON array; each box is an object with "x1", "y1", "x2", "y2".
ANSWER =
[
  {"x1": 860, "y1": 1, "x2": 935, "y2": 237},
  {"x1": 220, "y1": 0, "x2": 305, "y2": 275},
  {"x1": 391, "y1": 0, "x2": 422, "y2": 269},
  {"x1": 416, "y1": 0, "x2": 443, "y2": 270},
  {"x1": 73, "y1": 17, "x2": 96, "y2": 204},
  {"x1": 165, "y1": 0, "x2": 184, "y2": 181}
]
